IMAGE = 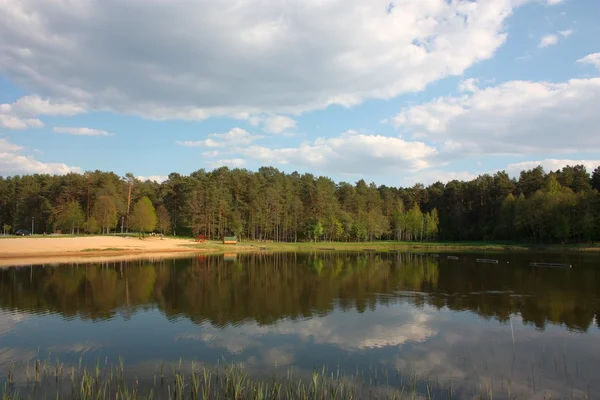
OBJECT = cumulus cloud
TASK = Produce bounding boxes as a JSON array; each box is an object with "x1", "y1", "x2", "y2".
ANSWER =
[
  {"x1": 0, "y1": 0, "x2": 527, "y2": 118},
  {"x1": 458, "y1": 78, "x2": 479, "y2": 93},
  {"x1": 577, "y1": 53, "x2": 600, "y2": 70},
  {"x1": 206, "y1": 159, "x2": 247, "y2": 169},
  {"x1": 53, "y1": 127, "x2": 112, "y2": 136},
  {"x1": 136, "y1": 175, "x2": 168, "y2": 183},
  {"x1": 9, "y1": 95, "x2": 86, "y2": 116},
  {"x1": 0, "y1": 95, "x2": 86, "y2": 130},
  {"x1": 0, "y1": 113, "x2": 43, "y2": 129},
  {"x1": 261, "y1": 116, "x2": 297, "y2": 134},
  {"x1": 505, "y1": 159, "x2": 600, "y2": 175},
  {"x1": 392, "y1": 77, "x2": 600, "y2": 158},
  {"x1": 177, "y1": 128, "x2": 262, "y2": 148},
  {"x1": 538, "y1": 29, "x2": 572, "y2": 48},
  {"x1": 400, "y1": 159, "x2": 600, "y2": 186},
  {"x1": 240, "y1": 130, "x2": 437, "y2": 175},
  {"x1": 538, "y1": 34, "x2": 558, "y2": 47},
  {"x1": 402, "y1": 170, "x2": 479, "y2": 186},
  {"x1": 0, "y1": 138, "x2": 81, "y2": 176}
]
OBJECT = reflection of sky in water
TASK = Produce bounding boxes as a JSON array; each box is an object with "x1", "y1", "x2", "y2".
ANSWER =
[{"x1": 1, "y1": 301, "x2": 599, "y2": 399}]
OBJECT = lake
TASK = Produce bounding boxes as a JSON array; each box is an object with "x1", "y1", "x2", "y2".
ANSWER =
[{"x1": 1, "y1": 251, "x2": 599, "y2": 399}]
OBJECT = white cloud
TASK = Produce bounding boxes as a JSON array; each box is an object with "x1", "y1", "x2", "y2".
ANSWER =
[
  {"x1": 393, "y1": 77, "x2": 600, "y2": 158},
  {"x1": 505, "y1": 159, "x2": 600, "y2": 175},
  {"x1": 137, "y1": 175, "x2": 168, "y2": 183},
  {"x1": 546, "y1": 0, "x2": 564, "y2": 4},
  {"x1": 177, "y1": 128, "x2": 262, "y2": 148},
  {"x1": 206, "y1": 159, "x2": 247, "y2": 169},
  {"x1": 9, "y1": 95, "x2": 86, "y2": 116},
  {"x1": 458, "y1": 78, "x2": 479, "y2": 93},
  {"x1": 0, "y1": 0, "x2": 529, "y2": 119},
  {"x1": 201, "y1": 150, "x2": 221, "y2": 158},
  {"x1": 403, "y1": 170, "x2": 479, "y2": 186},
  {"x1": 538, "y1": 28, "x2": 572, "y2": 48},
  {"x1": 261, "y1": 116, "x2": 297, "y2": 134},
  {"x1": 235, "y1": 114, "x2": 297, "y2": 134},
  {"x1": 400, "y1": 159, "x2": 600, "y2": 186},
  {"x1": 0, "y1": 138, "x2": 24, "y2": 152},
  {"x1": 558, "y1": 29, "x2": 573, "y2": 37},
  {"x1": 241, "y1": 130, "x2": 437, "y2": 175},
  {"x1": 0, "y1": 113, "x2": 43, "y2": 129},
  {"x1": 0, "y1": 138, "x2": 82, "y2": 176},
  {"x1": 53, "y1": 126, "x2": 112, "y2": 136},
  {"x1": 577, "y1": 53, "x2": 600, "y2": 70},
  {"x1": 0, "y1": 95, "x2": 85, "y2": 130},
  {"x1": 538, "y1": 34, "x2": 558, "y2": 47}
]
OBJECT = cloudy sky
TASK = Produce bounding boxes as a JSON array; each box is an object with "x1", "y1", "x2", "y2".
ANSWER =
[{"x1": 1, "y1": 0, "x2": 599, "y2": 185}]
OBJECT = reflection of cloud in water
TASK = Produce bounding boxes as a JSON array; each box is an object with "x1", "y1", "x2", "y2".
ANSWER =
[
  {"x1": 389, "y1": 312, "x2": 600, "y2": 399},
  {"x1": 178, "y1": 304, "x2": 436, "y2": 354},
  {"x1": 46, "y1": 342, "x2": 103, "y2": 355},
  {"x1": 177, "y1": 305, "x2": 599, "y2": 399},
  {"x1": 0, "y1": 310, "x2": 28, "y2": 336}
]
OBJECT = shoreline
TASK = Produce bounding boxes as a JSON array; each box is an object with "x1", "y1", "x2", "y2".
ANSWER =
[{"x1": 1, "y1": 236, "x2": 599, "y2": 267}]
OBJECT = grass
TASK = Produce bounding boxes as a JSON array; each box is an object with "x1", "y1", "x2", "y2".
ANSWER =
[
  {"x1": 3, "y1": 233, "x2": 600, "y2": 253},
  {"x1": 2, "y1": 356, "x2": 537, "y2": 400},
  {"x1": 183, "y1": 239, "x2": 600, "y2": 254},
  {"x1": 0, "y1": 357, "x2": 447, "y2": 400},
  {"x1": 3, "y1": 353, "x2": 592, "y2": 399}
]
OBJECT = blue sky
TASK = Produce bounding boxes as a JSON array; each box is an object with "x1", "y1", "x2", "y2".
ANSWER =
[{"x1": 1, "y1": 0, "x2": 599, "y2": 186}]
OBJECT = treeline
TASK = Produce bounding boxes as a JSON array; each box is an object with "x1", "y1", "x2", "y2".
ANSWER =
[{"x1": 1, "y1": 164, "x2": 599, "y2": 243}]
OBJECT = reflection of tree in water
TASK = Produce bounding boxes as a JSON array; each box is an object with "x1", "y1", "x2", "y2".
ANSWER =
[{"x1": 0, "y1": 253, "x2": 598, "y2": 331}]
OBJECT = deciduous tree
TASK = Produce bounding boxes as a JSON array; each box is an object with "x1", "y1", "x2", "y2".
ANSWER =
[{"x1": 129, "y1": 196, "x2": 157, "y2": 235}]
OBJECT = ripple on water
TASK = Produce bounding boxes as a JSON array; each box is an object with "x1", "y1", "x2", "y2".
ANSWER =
[{"x1": 0, "y1": 309, "x2": 29, "y2": 336}]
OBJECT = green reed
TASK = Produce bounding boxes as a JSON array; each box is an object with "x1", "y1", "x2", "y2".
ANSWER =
[{"x1": 0, "y1": 355, "x2": 592, "y2": 400}]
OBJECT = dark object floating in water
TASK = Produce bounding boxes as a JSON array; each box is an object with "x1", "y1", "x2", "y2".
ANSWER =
[
  {"x1": 530, "y1": 262, "x2": 572, "y2": 268},
  {"x1": 318, "y1": 248, "x2": 336, "y2": 251},
  {"x1": 447, "y1": 256, "x2": 459, "y2": 260},
  {"x1": 476, "y1": 258, "x2": 499, "y2": 264}
]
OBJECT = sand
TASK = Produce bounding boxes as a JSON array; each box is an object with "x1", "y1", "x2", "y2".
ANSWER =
[{"x1": 0, "y1": 235, "x2": 205, "y2": 267}]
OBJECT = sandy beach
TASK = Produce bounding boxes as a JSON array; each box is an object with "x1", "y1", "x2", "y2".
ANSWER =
[{"x1": 0, "y1": 236, "x2": 205, "y2": 267}]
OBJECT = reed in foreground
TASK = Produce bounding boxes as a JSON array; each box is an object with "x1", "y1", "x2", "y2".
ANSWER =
[
  {"x1": 0, "y1": 357, "x2": 476, "y2": 400},
  {"x1": 3, "y1": 356, "x2": 589, "y2": 400}
]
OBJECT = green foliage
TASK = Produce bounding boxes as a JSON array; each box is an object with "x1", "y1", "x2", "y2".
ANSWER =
[
  {"x1": 129, "y1": 196, "x2": 157, "y2": 233},
  {"x1": 84, "y1": 217, "x2": 100, "y2": 234},
  {"x1": 2, "y1": 224, "x2": 10, "y2": 235},
  {"x1": 312, "y1": 219, "x2": 324, "y2": 242},
  {"x1": 1, "y1": 163, "x2": 600, "y2": 243},
  {"x1": 54, "y1": 200, "x2": 84, "y2": 234},
  {"x1": 93, "y1": 195, "x2": 118, "y2": 234}
]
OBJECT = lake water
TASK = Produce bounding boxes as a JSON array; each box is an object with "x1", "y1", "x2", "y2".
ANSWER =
[{"x1": 1, "y1": 251, "x2": 599, "y2": 399}]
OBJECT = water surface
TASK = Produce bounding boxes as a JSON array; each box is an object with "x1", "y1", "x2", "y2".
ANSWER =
[{"x1": 1, "y1": 251, "x2": 599, "y2": 399}]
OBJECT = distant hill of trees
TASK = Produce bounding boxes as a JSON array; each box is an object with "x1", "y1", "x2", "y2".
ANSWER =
[{"x1": 1, "y1": 164, "x2": 599, "y2": 243}]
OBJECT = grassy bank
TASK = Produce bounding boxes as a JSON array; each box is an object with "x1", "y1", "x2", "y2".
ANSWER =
[
  {"x1": 185, "y1": 239, "x2": 600, "y2": 254},
  {"x1": 3, "y1": 234, "x2": 599, "y2": 254}
]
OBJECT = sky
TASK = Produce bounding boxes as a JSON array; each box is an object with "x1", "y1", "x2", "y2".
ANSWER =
[{"x1": 0, "y1": 0, "x2": 599, "y2": 187}]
